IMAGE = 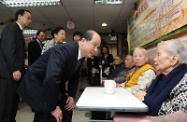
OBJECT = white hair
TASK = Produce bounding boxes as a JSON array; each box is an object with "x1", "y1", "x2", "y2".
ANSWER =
[
  {"x1": 157, "y1": 39, "x2": 187, "y2": 64},
  {"x1": 133, "y1": 47, "x2": 148, "y2": 57}
]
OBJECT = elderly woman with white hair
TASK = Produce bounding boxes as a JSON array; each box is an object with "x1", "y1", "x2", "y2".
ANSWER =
[
  {"x1": 120, "y1": 47, "x2": 156, "y2": 93},
  {"x1": 114, "y1": 39, "x2": 187, "y2": 122},
  {"x1": 134, "y1": 39, "x2": 187, "y2": 119}
]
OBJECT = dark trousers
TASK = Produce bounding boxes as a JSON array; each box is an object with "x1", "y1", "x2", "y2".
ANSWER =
[
  {"x1": 34, "y1": 93, "x2": 73, "y2": 122},
  {"x1": 0, "y1": 77, "x2": 20, "y2": 122},
  {"x1": 34, "y1": 112, "x2": 56, "y2": 122},
  {"x1": 91, "y1": 111, "x2": 107, "y2": 120}
]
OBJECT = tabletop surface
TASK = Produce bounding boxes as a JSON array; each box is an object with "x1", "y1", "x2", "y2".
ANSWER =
[{"x1": 75, "y1": 87, "x2": 148, "y2": 112}]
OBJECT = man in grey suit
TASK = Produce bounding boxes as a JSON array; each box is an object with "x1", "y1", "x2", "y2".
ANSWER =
[
  {"x1": 17, "y1": 30, "x2": 101, "y2": 122},
  {"x1": 0, "y1": 9, "x2": 31, "y2": 122}
]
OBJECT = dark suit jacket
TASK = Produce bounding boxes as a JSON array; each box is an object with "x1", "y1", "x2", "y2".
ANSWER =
[
  {"x1": 28, "y1": 39, "x2": 42, "y2": 66},
  {"x1": 87, "y1": 56, "x2": 100, "y2": 78},
  {"x1": 0, "y1": 22, "x2": 25, "y2": 78},
  {"x1": 17, "y1": 42, "x2": 83, "y2": 113},
  {"x1": 108, "y1": 63, "x2": 125, "y2": 79}
]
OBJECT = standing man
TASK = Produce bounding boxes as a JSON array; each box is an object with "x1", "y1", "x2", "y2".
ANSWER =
[
  {"x1": 0, "y1": 9, "x2": 31, "y2": 122},
  {"x1": 17, "y1": 30, "x2": 101, "y2": 122},
  {"x1": 28, "y1": 30, "x2": 46, "y2": 66}
]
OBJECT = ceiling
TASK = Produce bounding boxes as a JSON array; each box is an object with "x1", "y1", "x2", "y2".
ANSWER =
[{"x1": 0, "y1": 0, "x2": 137, "y2": 35}]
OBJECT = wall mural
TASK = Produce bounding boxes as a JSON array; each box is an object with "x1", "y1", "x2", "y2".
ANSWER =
[{"x1": 128, "y1": 0, "x2": 187, "y2": 50}]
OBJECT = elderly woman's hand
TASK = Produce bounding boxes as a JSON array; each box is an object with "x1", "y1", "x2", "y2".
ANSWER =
[
  {"x1": 116, "y1": 83, "x2": 121, "y2": 87},
  {"x1": 133, "y1": 91, "x2": 146, "y2": 101}
]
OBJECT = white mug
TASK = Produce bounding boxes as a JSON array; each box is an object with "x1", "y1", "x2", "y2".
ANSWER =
[{"x1": 104, "y1": 80, "x2": 116, "y2": 94}]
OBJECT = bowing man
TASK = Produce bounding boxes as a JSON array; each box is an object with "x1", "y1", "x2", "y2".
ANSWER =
[{"x1": 17, "y1": 30, "x2": 101, "y2": 122}]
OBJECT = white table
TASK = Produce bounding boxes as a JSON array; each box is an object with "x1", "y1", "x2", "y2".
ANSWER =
[{"x1": 75, "y1": 87, "x2": 148, "y2": 112}]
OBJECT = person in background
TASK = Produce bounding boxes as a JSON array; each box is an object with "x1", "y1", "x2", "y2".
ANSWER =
[
  {"x1": 120, "y1": 47, "x2": 156, "y2": 93},
  {"x1": 115, "y1": 54, "x2": 135, "y2": 84},
  {"x1": 108, "y1": 55, "x2": 125, "y2": 80},
  {"x1": 100, "y1": 46, "x2": 114, "y2": 77},
  {"x1": 134, "y1": 39, "x2": 187, "y2": 116},
  {"x1": 87, "y1": 55, "x2": 100, "y2": 86},
  {"x1": 17, "y1": 30, "x2": 101, "y2": 122},
  {"x1": 0, "y1": 9, "x2": 31, "y2": 122},
  {"x1": 28, "y1": 30, "x2": 46, "y2": 66},
  {"x1": 91, "y1": 46, "x2": 114, "y2": 120},
  {"x1": 41, "y1": 27, "x2": 65, "y2": 54},
  {"x1": 73, "y1": 31, "x2": 83, "y2": 42}
]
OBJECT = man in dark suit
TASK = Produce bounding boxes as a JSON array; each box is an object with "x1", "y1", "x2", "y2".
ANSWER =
[
  {"x1": 17, "y1": 30, "x2": 101, "y2": 122},
  {"x1": 28, "y1": 30, "x2": 46, "y2": 66},
  {"x1": 0, "y1": 9, "x2": 31, "y2": 122}
]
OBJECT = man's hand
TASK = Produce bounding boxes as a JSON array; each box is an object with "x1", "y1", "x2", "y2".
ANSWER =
[
  {"x1": 65, "y1": 96, "x2": 75, "y2": 111},
  {"x1": 13, "y1": 70, "x2": 21, "y2": 81},
  {"x1": 50, "y1": 106, "x2": 63, "y2": 122}
]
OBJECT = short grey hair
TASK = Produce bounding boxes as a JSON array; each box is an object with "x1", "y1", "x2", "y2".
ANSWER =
[
  {"x1": 133, "y1": 47, "x2": 148, "y2": 57},
  {"x1": 157, "y1": 39, "x2": 187, "y2": 64}
]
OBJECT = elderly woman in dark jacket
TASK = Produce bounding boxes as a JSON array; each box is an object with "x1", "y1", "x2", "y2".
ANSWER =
[
  {"x1": 135, "y1": 39, "x2": 187, "y2": 117},
  {"x1": 114, "y1": 39, "x2": 187, "y2": 122}
]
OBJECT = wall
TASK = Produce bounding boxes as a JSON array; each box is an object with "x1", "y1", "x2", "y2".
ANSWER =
[
  {"x1": 147, "y1": 35, "x2": 187, "y2": 56},
  {"x1": 100, "y1": 33, "x2": 128, "y2": 59}
]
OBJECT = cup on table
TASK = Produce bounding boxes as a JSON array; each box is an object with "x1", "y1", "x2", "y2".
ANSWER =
[{"x1": 104, "y1": 80, "x2": 116, "y2": 94}]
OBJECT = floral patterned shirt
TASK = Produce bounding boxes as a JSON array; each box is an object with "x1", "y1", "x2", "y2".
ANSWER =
[
  {"x1": 158, "y1": 73, "x2": 187, "y2": 115},
  {"x1": 41, "y1": 39, "x2": 57, "y2": 54}
]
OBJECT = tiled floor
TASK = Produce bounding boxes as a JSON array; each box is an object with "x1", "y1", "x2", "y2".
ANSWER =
[
  {"x1": 16, "y1": 105, "x2": 34, "y2": 122},
  {"x1": 16, "y1": 104, "x2": 90, "y2": 122},
  {"x1": 16, "y1": 76, "x2": 91, "y2": 122}
]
